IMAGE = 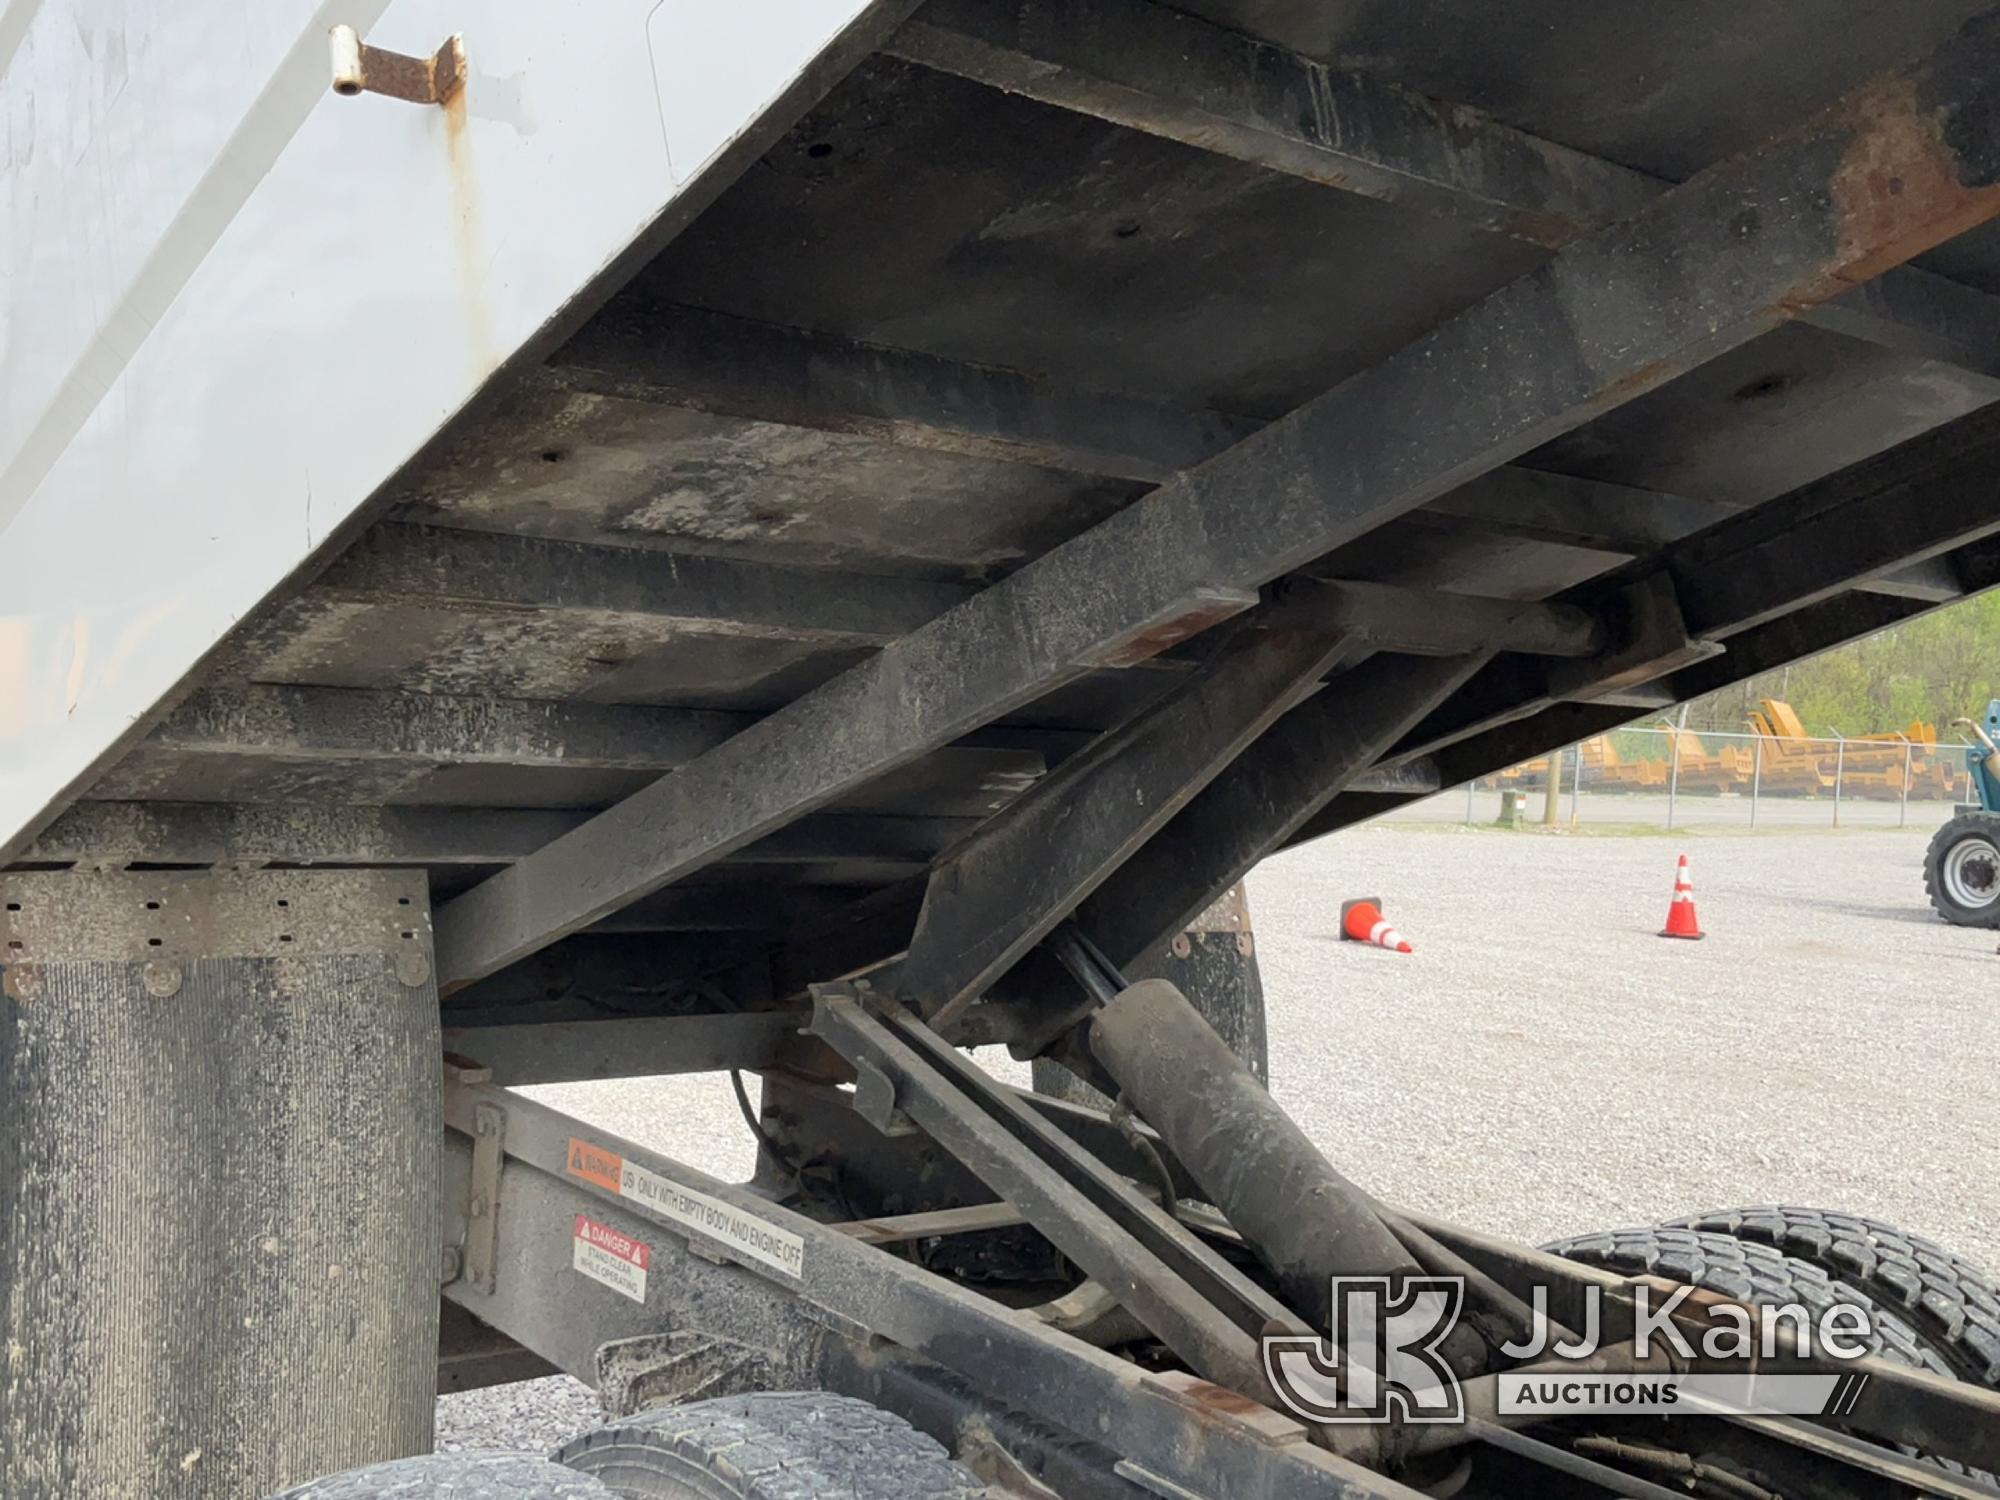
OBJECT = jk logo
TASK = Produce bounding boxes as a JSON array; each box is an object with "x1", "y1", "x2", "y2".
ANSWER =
[{"x1": 1262, "y1": 1277, "x2": 1466, "y2": 1424}]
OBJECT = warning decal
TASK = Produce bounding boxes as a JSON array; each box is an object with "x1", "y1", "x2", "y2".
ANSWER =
[
  {"x1": 565, "y1": 1137, "x2": 806, "y2": 1280},
  {"x1": 572, "y1": 1214, "x2": 649, "y2": 1302},
  {"x1": 566, "y1": 1138, "x2": 624, "y2": 1192}
]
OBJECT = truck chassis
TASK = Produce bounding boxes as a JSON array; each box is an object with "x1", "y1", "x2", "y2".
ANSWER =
[{"x1": 9, "y1": 1, "x2": 2000, "y2": 1495}]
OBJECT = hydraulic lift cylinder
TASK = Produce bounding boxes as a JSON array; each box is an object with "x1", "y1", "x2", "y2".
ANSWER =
[
  {"x1": 1089, "y1": 978, "x2": 1418, "y2": 1332},
  {"x1": 1035, "y1": 883, "x2": 1266, "y2": 1103}
]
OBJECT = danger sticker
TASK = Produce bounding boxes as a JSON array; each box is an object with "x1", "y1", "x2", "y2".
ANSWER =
[
  {"x1": 572, "y1": 1214, "x2": 650, "y2": 1303},
  {"x1": 566, "y1": 1137, "x2": 806, "y2": 1280}
]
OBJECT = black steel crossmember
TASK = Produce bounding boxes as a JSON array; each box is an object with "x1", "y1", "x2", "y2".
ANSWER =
[
  {"x1": 890, "y1": 0, "x2": 2000, "y2": 393},
  {"x1": 432, "y1": 17, "x2": 2000, "y2": 990},
  {"x1": 901, "y1": 621, "x2": 1352, "y2": 1023},
  {"x1": 1298, "y1": 397, "x2": 2000, "y2": 844},
  {"x1": 1076, "y1": 652, "x2": 1490, "y2": 968}
]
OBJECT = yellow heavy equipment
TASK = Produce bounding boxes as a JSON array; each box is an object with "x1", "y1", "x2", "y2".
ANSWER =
[
  {"x1": 1749, "y1": 698, "x2": 1950, "y2": 801},
  {"x1": 1495, "y1": 702, "x2": 1967, "y2": 801},
  {"x1": 1578, "y1": 735, "x2": 1668, "y2": 790}
]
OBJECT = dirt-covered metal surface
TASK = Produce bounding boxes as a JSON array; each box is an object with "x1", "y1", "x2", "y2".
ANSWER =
[{"x1": 19, "y1": 0, "x2": 2000, "y2": 1019}]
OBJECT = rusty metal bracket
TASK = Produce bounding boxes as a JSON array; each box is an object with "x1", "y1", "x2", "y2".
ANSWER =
[
  {"x1": 329, "y1": 26, "x2": 466, "y2": 105},
  {"x1": 595, "y1": 1331, "x2": 778, "y2": 1416},
  {"x1": 464, "y1": 1101, "x2": 505, "y2": 1296}
]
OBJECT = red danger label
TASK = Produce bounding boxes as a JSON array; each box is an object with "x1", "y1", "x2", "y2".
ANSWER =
[
  {"x1": 574, "y1": 1215, "x2": 649, "y2": 1266},
  {"x1": 572, "y1": 1214, "x2": 650, "y2": 1301}
]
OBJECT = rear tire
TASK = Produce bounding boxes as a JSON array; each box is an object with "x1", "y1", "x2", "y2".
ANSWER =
[
  {"x1": 1666, "y1": 1207, "x2": 2000, "y2": 1388},
  {"x1": 272, "y1": 1454, "x2": 618, "y2": 1498},
  {"x1": 1542, "y1": 1225, "x2": 1950, "y2": 1375},
  {"x1": 1545, "y1": 1226, "x2": 1986, "y2": 1483},
  {"x1": 1924, "y1": 812, "x2": 2000, "y2": 926},
  {"x1": 551, "y1": 1393, "x2": 985, "y2": 1499}
]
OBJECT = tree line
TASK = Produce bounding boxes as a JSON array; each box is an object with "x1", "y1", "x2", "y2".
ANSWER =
[{"x1": 1678, "y1": 589, "x2": 2000, "y2": 740}]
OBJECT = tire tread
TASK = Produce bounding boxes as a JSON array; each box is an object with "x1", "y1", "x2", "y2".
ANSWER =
[
  {"x1": 553, "y1": 1393, "x2": 985, "y2": 1499},
  {"x1": 1923, "y1": 812, "x2": 2000, "y2": 927},
  {"x1": 272, "y1": 1453, "x2": 618, "y2": 1499},
  {"x1": 1668, "y1": 1206, "x2": 2000, "y2": 1387},
  {"x1": 1542, "y1": 1225, "x2": 1945, "y2": 1373}
]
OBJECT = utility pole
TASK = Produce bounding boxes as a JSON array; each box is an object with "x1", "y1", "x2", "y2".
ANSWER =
[{"x1": 1542, "y1": 745, "x2": 1563, "y2": 825}]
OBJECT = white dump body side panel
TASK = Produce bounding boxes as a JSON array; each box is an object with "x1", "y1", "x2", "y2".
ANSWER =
[{"x1": 0, "y1": 0, "x2": 885, "y2": 859}]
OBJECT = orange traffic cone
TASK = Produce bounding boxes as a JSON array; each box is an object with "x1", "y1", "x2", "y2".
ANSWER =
[
  {"x1": 1660, "y1": 854, "x2": 1705, "y2": 940},
  {"x1": 1341, "y1": 896, "x2": 1413, "y2": 953}
]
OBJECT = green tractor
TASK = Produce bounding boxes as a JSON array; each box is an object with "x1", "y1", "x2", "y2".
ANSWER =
[{"x1": 1925, "y1": 699, "x2": 2000, "y2": 925}]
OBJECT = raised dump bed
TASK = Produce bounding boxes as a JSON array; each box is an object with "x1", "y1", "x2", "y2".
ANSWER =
[{"x1": 9, "y1": 4, "x2": 2000, "y2": 1497}]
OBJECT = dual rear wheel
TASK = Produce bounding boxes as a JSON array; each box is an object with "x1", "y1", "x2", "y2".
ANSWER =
[{"x1": 276, "y1": 1394, "x2": 985, "y2": 1500}]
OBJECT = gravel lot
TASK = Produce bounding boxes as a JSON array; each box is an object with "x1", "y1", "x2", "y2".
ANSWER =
[{"x1": 439, "y1": 821, "x2": 2000, "y2": 1453}]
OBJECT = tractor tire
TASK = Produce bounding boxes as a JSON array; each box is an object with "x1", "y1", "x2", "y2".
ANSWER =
[
  {"x1": 1546, "y1": 1224, "x2": 1998, "y2": 1485},
  {"x1": 551, "y1": 1393, "x2": 986, "y2": 1500},
  {"x1": 272, "y1": 1454, "x2": 618, "y2": 1498},
  {"x1": 1667, "y1": 1207, "x2": 2000, "y2": 1388},
  {"x1": 1924, "y1": 812, "x2": 2000, "y2": 926},
  {"x1": 1543, "y1": 1225, "x2": 1950, "y2": 1376}
]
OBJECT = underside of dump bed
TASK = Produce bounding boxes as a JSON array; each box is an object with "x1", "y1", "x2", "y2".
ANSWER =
[{"x1": 18, "y1": 0, "x2": 2000, "y2": 1026}]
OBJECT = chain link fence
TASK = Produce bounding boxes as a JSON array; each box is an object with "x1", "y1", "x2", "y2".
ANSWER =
[{"x1": 1404, "y1": 725, "x2": 1978, "y2": 832}]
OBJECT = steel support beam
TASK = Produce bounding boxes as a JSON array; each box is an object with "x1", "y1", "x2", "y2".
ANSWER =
[
  {"x1": 439, "y1": 933, "x2": 770, "y2": 1026},
  {"x1": 1666, "y1": 591, "x2": 1941, "y2": 707},
  {"x1": 889, "y1": 0, "x2": 2000, "y2": 386},
  {"x1": 549, "y1": 299, "x2": 1256, "y2": 485},
  {"x1": 902, "y1": 622, "x2": 1351, "y2": 1020},
  {"x1": 1667, "y1": 404, "x2": 2000, "y2": 639},
  {"x1": 1273, "y1": 576, "x2": 1602, "y2": 658},
  {"x1": 1060, "y1": 576, "x2": 1700, "y2": 974},
  {"x1": 1076, "y1": 653, "x2": 1491, "y2": 966},
  {"x1": 1860, "y1": 554, "x2": 1965, "y2": 603},
  {"x1": 554, "y1": 304, "x2": 1782, "y2": 569},
  {"x1": 887, "y1": 0, "x2": 1656, "y2": 246},
  {"x1": 442, "y1": 1012, "x2": 821, "y2": 1086},
  {"x1": 25, "y1": 801, "x2": 578, "y2": 867},
  {"x1": 739, "y1": 761, "x2": 1437, "y2": 1012},
  {"x1": 1289, "y1": 533, "x2": 2000, "y2": 852},
  {"x1": 434, "y1": 31, "x2": 2000, "y2": 991},
  {"x1": 1400, "y1": 398, "x2": 2000, "y2": 761},
  {"x1": 1352, "y1": 758, "x2": 1440, "y2": 797},
  {"x1": 438, "y1": 1302, "x2": 560, "y2": 1395},
  {"x1": 303, "y1": 523, "x2": 974, "y2": 648},
  {"x1": 141, "y1": 664, "x2": 1421, "y2": 782},
  {"x1": 151, "y1": 683, "x2": 745, "y2": 770},
  {"x1": 21, "y1": 801, "x2": 978, "y2": 872},
  {"x1": 140, "y1": 683, "x2": 1076, "y2": 778},
  {"x1": 1801, "y1": 262, "x2": 2000, "y2": 380},
  {"x1": 1422, "y1": 467, "x2": 1739, "y2": 555}
]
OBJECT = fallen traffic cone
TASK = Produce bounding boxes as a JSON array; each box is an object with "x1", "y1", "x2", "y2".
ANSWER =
[
  {"x1": 1660, "y1": 854, "x2": 1705, "y2": 940},
  {"x1": 1341, "y1": 896, "x2": 1413, "y2": 953}
]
